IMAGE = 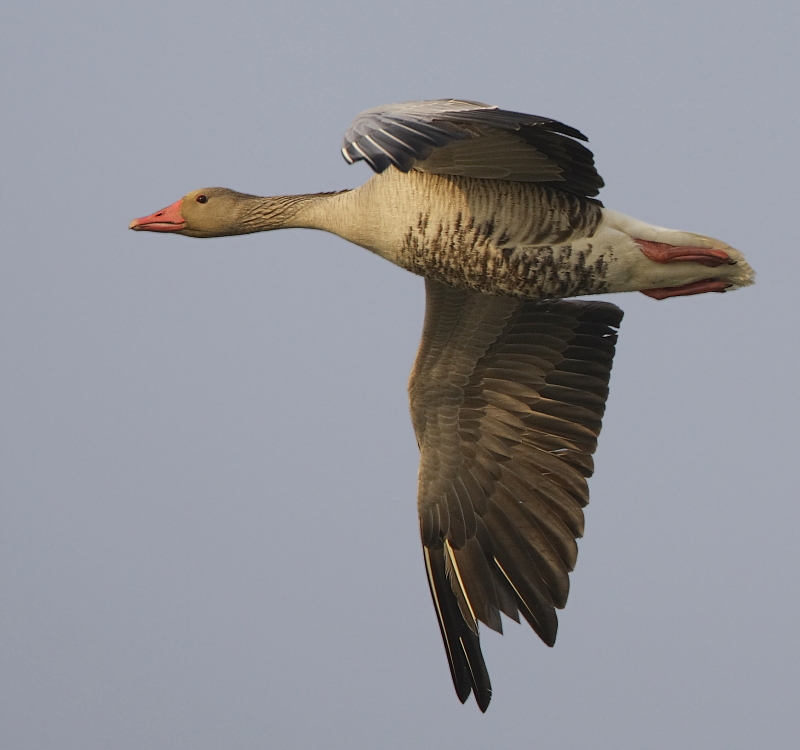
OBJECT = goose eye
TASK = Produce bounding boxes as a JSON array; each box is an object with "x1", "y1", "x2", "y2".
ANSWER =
[{"x1": 196, "y1": 195, "x2": 208, "y2": 204}]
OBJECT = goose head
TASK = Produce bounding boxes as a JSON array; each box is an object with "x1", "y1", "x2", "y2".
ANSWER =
[{"x1": 129, "y1": 188, "x2": 255, "y2": 237}]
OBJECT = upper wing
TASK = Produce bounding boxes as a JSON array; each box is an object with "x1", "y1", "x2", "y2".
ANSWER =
[
  {"x1": 342, "y1": 99, "x2": 604, "y2": 198},
  {"x1": 409, "y1": 279, "x2": 623, "y2": 710}
]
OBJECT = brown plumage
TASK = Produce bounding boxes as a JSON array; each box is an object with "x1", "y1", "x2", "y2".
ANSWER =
[
  {"x1": 412, "y1": 280, "x2": 621, "y2": 709},
  {"x1": 129, "y1": 99, "x2": 753, "y2": 710}
]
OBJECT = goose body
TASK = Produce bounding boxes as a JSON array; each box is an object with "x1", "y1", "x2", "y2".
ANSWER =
[
  {"x1": 279, "y1": 168, "x2": 752, "y2": 299},
  {"x1": 130, "y1": 100, "x2": 754, "y2": 710}
]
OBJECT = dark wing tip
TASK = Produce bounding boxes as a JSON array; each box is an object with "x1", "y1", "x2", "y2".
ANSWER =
[
  {"x1": 342, "y1": 101, "x2": 483, "y2": 173},
  {"x1": 423, "y1": 546, "x2": 493, "y2": 710}
]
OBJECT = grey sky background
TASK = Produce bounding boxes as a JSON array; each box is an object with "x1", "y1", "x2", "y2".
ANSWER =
[{"x1": 3, "y1": 1, "x2": 799, "y2": 748}]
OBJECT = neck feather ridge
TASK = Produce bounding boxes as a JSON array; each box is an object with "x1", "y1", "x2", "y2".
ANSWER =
[{"x1": 238, "y1": 191, "x2": 348, "y2": 233}]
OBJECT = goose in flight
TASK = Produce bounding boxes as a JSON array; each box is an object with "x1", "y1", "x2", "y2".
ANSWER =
[{"x1": 130, "y1": 99, "x2": 754, "y2": 710}]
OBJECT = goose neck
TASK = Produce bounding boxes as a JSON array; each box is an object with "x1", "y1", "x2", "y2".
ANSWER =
[{"x1": 238, "y1": 191, "x2": 346, "y2": 233}]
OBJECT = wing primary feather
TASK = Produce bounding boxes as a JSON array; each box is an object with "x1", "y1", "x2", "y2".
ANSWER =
[
  {"x1": 444, "y1": 540, "x2": 479, "y2": 632},
  {"x1": 346, "y1": 140, "x2": 379, "y2": 172},
  {"x1": 423, "y1": 547, "x2": 492, "y2": 710}
]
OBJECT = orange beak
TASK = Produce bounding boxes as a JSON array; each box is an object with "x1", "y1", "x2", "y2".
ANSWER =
[{"x1": 129, "y1": 198, "x2": 186, "y2": 232}]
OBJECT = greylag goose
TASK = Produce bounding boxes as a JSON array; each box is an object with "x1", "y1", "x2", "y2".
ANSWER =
[{"x1": 130, "y1": 99, "x2": 754, "y2": 711}]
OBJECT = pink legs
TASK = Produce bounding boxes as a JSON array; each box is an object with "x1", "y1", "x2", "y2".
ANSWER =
[
  {"x1": 641, "y1": 279, "x2": 731, "y2": 300},
  {"x1": 636, "y1": 238, "x2": 736, "y2": 300},
  {"x1": 636, "y1": 239, "x2": 736, "y2": 268}
]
